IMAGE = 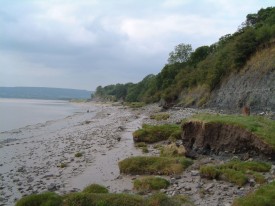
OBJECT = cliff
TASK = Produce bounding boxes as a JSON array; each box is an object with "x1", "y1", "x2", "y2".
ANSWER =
[{"x1": 208, "y1": 45, "x2": 275, "y2": 112}]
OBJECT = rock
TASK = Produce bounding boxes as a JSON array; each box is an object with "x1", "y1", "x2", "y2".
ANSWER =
[
  {"x1": 205, "y1": 183, "x2": 214, "y2": 191},
  {"x1": 191, "y1": 170, "x2": 199, "y2": 176},
  {"x1": 47, "y1": 183, "x2": 58, "y2": 191}
]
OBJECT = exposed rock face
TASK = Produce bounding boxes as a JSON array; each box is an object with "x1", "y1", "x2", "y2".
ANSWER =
[
  {"x1": 208, "y1": 46, "x2": 275, "y2": 112},
  {"x1": 182, "y1": 121, "x2": 274, "y2": 158}
]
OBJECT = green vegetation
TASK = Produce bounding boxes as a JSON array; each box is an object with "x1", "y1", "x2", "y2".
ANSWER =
[
  {"x1": 150, "y1": 113, "x2": 170, "y2": 121},
  {"x1": 133, "y1": 124, "x2": 181, "y2": 143},
  {"x1": 133, "y1": 176, "x2": 170, "y2": 192},
  {"x1": 93, "y1": 7, "x2": 275, "y2": 107},
  {"x1": 200, "y1": 160, "x2": 271, "y2": 186},
  {"x1": 233, "y1": 181, "x2": 275, "y2": 206},
  {"x1": 16, "y1": 192, "x2": 62, "y2": 206},
  {"x1": 16, "y1": 185, "x2": 192, "y2": 206},
  {"x1": 83, "y1": 184, "x2": 109, "y2": 194},
  {"x1": 125, "y1": 102, "x2": 145, "y2": 108},
  {"x1": 146, "y1": 193, "x2": 191, "y2": 206},
  {"x1": 119, "y1": 156, "x2": 192, "y2": 175},
  {"x1": 188, "y1": 114, "x2": 275, "y2": 149},
  {"x1": 63, "y1": 193, "x2": 145, "y2": 206},
  {"x1": 160, "y1": 143, "x2": 186, "y2": 157},
  {"x1": 75, "y1": 152, "x2": 83, "y2": 157},
  {"x1": 59, "y1": 163, "x2": 67, "y2": 168}
]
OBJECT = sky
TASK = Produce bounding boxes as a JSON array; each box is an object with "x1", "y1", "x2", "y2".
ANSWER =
[{"x1": 0, "y1": 0, "x2": 274, "y2": 91}]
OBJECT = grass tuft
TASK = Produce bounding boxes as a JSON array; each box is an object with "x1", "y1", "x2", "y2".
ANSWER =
[
  {"x1": 75, "y1": 152, "x2": 83, "y2": 157},
  {"x1": 133, "y1": 124, "x2": 181, "y2": 143},
  {"x1": 133, "y1": 176, "x2": 170, "y2": 192},
  {"x1": 232, "y1": 181, "x2": 275, "y2": 206},
  {"x1": 160, "y1": 143, "x2": 186, "y2": 157},
  {"x1": 150, "y1": 113, "x2": 170, "y2": 121},
  {"x1": 200, "y1": 160, "x2": 271, "y2": 186},
  {"x1": 15, "y1": 192, "x2": 62, "y2": 206},
  {"x1": 83, "y1": 184, "x2": 109, "y2": 194},
  {"x1": 119, "y1": 156, "x2": 192, "y2": 175}
]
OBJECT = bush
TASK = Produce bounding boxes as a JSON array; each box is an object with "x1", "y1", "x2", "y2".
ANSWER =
[
  {"x1": 133, "y1": 177, "x2": 170, "y2": 192},
  {"x1": 16, "y1": 192, "x2": 62, "y2": 206},
  {"x1": 133, "y1": 124, "x2": 181, "y2": 143},
  {"x1": 83, "y1": 184, "x2": 109, "y2": 194},
  {"x1": 150, "y1": 113, "x2": 170, "y2": 121},
  {"x1": 232, "y1": 181, "x2": 275, "y2": 206},
  {"x1": 119, "y1": 156, "x2": 192, "y2": 175}
]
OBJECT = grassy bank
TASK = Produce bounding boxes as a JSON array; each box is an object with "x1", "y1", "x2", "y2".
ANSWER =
[
  {"x1": 133, "y1": 124, "x2": 181, "y2": 143},
  {"x1": 119, "y1": 156, "x2": 192, "y2": 175},
  {"x1": 187, "y1": 114, "x2": 275, "y2": 149}
]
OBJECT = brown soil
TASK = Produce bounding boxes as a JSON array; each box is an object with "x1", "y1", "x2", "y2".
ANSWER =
[{"x1": 182, "y1": 121, "x2": 274, "y2": 158}]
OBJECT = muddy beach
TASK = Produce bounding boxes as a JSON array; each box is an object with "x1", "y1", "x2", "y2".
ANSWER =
[{"x1": 0, "y1": 102, "x2": 274, "y2": 206}]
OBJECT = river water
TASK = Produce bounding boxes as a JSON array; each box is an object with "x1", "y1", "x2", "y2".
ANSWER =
[{"x1": 0, "y1": 98, "x2": 81, "y2": 132}]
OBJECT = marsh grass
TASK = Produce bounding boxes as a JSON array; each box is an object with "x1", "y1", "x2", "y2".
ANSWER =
[
  {"x1": 119, "y1": 156, "x2": 192, "y2": 175},
  {"x1": 188, "y1": 114, "x2": 275, "y2": 149},
  {"x1": 160, "y1": 143, "x2": 186, "y2": 157},
  {"x1": 232, "y1": 181, "x2": 275, "y2": 206},
  {"x1": 83, "y1": 184, "x2": 109, "y2": 194},
  {"x1": 16, "y1": 192, "x2": 62, "y2": 206},
  {"x1": 133, "y1": 176, "x2": 170, "y2": 192},
  {"x1": 133, "y1": 124, "x2": 181, "y2": 143},
  {"x1": 16, "y1": 188, "x2": 193, "y2": 206},
  {"x1": 200, "y1": 160, "x2": 271, "y2": 186},
  {"x1": 150, "y1": 113, "x2": 170, "y2": 121}
]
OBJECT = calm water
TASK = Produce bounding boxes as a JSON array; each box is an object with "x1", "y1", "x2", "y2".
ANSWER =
[{"x1": 0, "y1": 98, "x2": 81, "y2": 132}]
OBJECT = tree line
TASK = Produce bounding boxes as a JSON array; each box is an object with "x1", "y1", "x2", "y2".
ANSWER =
[{"x1": 93, "y1": 7, "x2": 275, "y2": 107}]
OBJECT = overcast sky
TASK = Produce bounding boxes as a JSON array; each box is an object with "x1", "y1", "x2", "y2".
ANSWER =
[{"x1": 0, "y1": 0, "x2": 274, "y2": 91}]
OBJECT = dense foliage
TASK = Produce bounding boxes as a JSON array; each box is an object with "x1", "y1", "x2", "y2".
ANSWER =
[{"x1": 94, "y1": 7, "x2": 275, "y2": 106}]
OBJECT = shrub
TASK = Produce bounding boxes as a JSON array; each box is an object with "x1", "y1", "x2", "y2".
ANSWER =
[
  {"x1": 119, "y1": 156, "x2": 192, "y2": 175},
  {"x1": 83, "y1": 184, "x2": 109, "y2": 194},
  {"x1": 232, "y1": 181, "x2": 275, "y2": 206},
  {"x1": 133, "y1": 124, "x2": 181, "y2": 143},
  {"x1": 16, "y1": 192, "x2": 62, "y2": 206},
  {"x1": 135, "y1": 142, "x2": 147, "y2": 148},
  {"x1": 133, "y1": 177, "x2": 170, "y2": 192},
  {"x1": 75, "y1": 152, "x2": 83, "y2": 157},
  {"x1": 150, "y1": 113, "x2": 170, "y2": 121},
  {"x1": 160, "y1": 143, "x2": 186, "y2": 157}
]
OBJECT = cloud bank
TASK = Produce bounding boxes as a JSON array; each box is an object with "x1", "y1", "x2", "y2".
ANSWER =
[{"x1": 0, "y1": 0, "x2": 273, "y2": 90}]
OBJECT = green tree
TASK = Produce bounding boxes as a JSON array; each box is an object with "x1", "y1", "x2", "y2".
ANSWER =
[{"x1": 167, "y1": 43, "x2": 192, "y2": 64}]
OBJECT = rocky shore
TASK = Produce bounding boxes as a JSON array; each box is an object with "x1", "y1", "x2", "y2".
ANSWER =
[{"x1": 0, "y1": 102, "x2": 274, "y2": 206}]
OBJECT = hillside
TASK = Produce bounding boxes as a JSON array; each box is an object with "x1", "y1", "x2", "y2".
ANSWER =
[
  {"x1": 0, "y1": 87, "x2": 92, "y2": 100},
  {"x1": 93, "y1": 7, "x2": 275, "y2": 112}
]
